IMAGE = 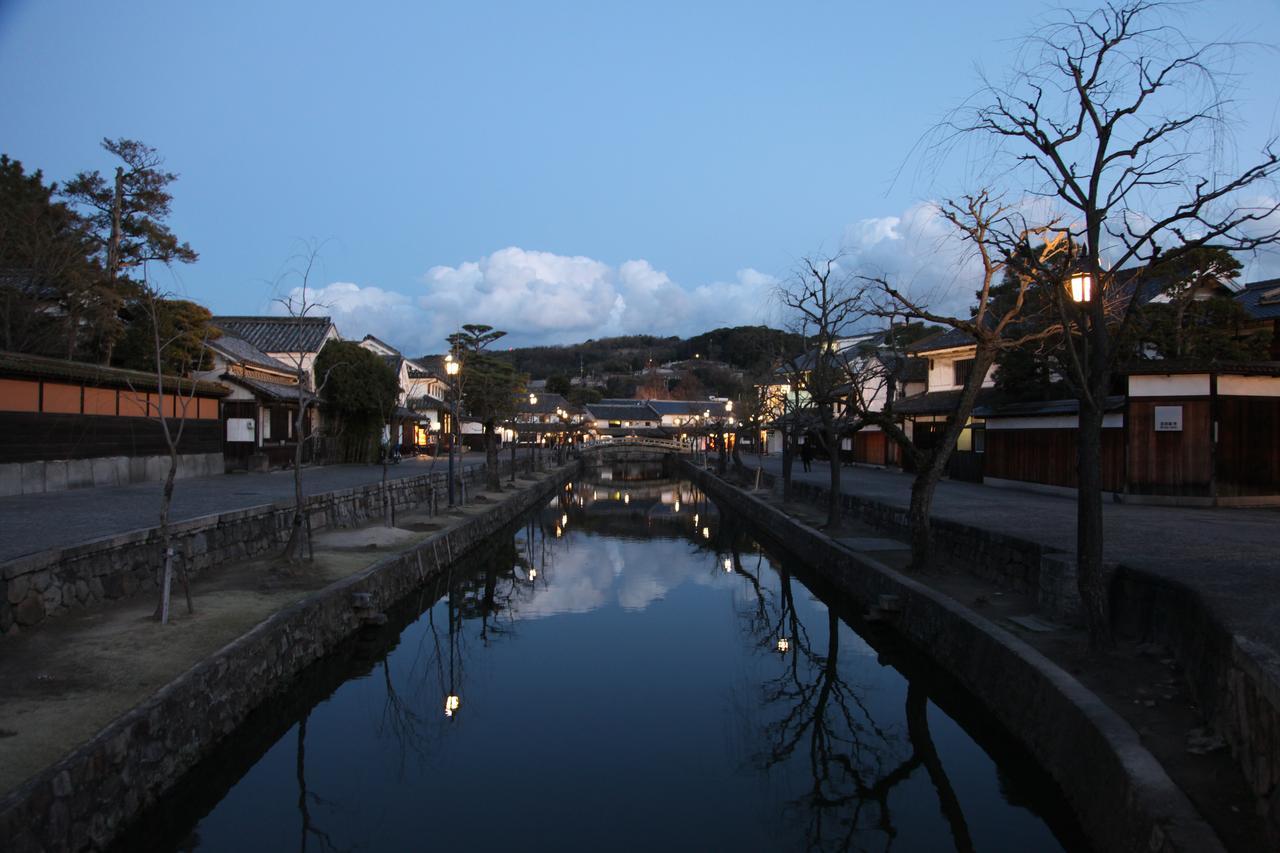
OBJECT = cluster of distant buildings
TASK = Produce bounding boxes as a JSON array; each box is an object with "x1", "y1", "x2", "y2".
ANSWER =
[
  {"x1": 0, "y1": 314, "x2": 736, "y2": 497},
  {"x1": 757, "y1": 277, "x2": 1280, "y2": 506}
]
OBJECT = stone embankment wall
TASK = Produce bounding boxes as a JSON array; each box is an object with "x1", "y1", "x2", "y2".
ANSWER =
[
  {"x1": 0, "y1": 464, "x2": 575, "y2": 853},
  {"x1": 0, "y1": 452, "x2": 224, "y2": 498},
  {"x1": 1, "y1": 461, "x2": 517, "y2": 636},
  {"x1": 742, "y1": 463, "x2": 1280, "y2": 848},
  {"x1": 690, "y1": 463, "x2": 1221, "y2": 853},
  {"x1": 760, "y1": 471, "x2": 1081, "y2": 622}
]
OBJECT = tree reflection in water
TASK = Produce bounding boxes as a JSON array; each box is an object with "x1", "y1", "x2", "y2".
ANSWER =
[{"x1": 728, "y1": 535, "x2": 975, "y2": 852}]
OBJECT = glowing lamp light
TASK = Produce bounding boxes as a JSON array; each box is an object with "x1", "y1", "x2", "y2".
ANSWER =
[
  {"x1": 445, "y1": 354, "x2": 460, "y2": 377},
  {"x1": 674, "y1": 500, "x2": 681, "y2": 512},
  {"x1": 694, "y1": 513, "x2": 699, "y2": 526},
  {"x1": 555, "y1": 525, "x2": 563, "y2": 537},
  {"x1": 1068, "y1": 271, "x2": 1093, "y2": 303},
  {"x1": 561, "y1": 513, "x2": 569, "y2": 527},
  {"x1": 444, "y1": 693, "x2": 461, "y2": 717},
  {"x1": 528, "y1": 568, "x2": 538, "y2": 581},
  {"x1": 723, "y1": 558, "x2": 733, "y2": 572},
  {"x1": 702, "y1": 527, "x2": 710, "y2": 539},
  {"x1": 529, "y1": 393, "x2": 538, "y2": 405},
  {"x1": 623, "y1": 493, "x2": 630, "y2": 505},
  {"x1": 776, "y1": 637, "x2": 790, "y2": 653},
  {"x1": 725, "y1": 400, "x2": 733, "y2": 413}
]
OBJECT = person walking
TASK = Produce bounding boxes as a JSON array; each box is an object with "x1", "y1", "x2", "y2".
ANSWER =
[{"x1": 800, "y1": 439, "x2": 813, "y2": 473}]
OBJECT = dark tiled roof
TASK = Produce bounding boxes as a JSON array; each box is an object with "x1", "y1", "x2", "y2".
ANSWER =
[
  {"x1": 0, "y1": 350, "x2": 228, "y2": 396},
  {"x1": 1236, "y1": 278, "x2": 1280, "y2": 321},
  {"x1": 974, "y1": 395, "x2": 1125, "y2": 418},
  {"x1": 587, "y1": 403, "x2": 660, "y2": 421},
  {"x1": 212, "y1": 316, "x2": 335, "y2": 354},
  {"x1": 891, "y1": 387, "x2": 998, "y2": 416},
  {"x1": 222, "y1": 374, "x2": 306, "y2": 404},
  {"x1": 208, "y1": 334, "x2": 293, "y2": 374},
  {"x1": 599, "y1": 398, "x2": 646, "y2": 406},
  {"x1": 1121, "y1": 360, "x2": 1280, "y2": 377},
  {"x1": 907, "y1": 327, "x2": 975, "y2": 354},
  {"x1": 645, "y1": 400, "x2": 715, "y2": 417},
  {"x1": 407, "y1": 393, "x2": 446, "y2": 411}
]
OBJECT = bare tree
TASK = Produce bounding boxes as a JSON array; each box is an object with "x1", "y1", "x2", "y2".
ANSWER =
[
  {"x1": 944, "y1": 1, "x2": 1280, "y2": 647},
  {"x1": 860, "y1": 192, "x2": 1066, "y2": 571},
  {"x1": 273, "y1": 243, "x2": 337, "y2": 564},
  {"x1": 133, "y1": 274, "x2": 213, "y2": 624},
  {"x1": 776, "y1": 256, "x2": 866, "y2": 527}
]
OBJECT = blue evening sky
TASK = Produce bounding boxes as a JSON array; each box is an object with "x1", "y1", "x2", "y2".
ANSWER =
[{"x1": 2, "y1": 1, "x2": 1278, "y2": 352}]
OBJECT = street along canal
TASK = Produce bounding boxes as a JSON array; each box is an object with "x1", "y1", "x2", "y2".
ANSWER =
[{"x1": 119, "y1": 464, "x2": 1086, "y2": 852}]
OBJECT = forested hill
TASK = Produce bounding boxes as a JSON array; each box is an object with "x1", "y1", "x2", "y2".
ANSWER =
[{"x1": 444, "y1": 325, "x2": 803, "y2": 381}]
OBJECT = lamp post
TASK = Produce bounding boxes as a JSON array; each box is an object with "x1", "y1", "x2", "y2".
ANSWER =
[
  {"x1": 445, "y1": 353, "x2": 461, "y2": 507},
  {"x1": 529, "y1": 393, "x2": 538, "y2": 471},
  {"x1": 509, "y1": 423, "x2": 517, "y2": 485}
]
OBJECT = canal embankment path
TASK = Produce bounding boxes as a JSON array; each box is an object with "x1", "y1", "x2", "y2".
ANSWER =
[
  {"x1": 0, "y1": 452, "x2": 519, "y2": 563},
  {"x1": 751, "y1": 456, "x2": 1280, "y2": 655}
]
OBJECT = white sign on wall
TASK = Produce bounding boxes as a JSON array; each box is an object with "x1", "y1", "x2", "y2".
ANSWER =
[
  {"x1": 1154, "y1": 405, "x2": 1183, "y2": 432},
  {"x1": 227, "y1": 418, "x2": 256, "y2": 442}
]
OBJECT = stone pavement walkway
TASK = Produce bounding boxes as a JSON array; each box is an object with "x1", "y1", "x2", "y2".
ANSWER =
[
  {"x1": 748, "y1": 455, "x2": 1280, "y2": 653},
  {"x1": 0, "y1": 452, "x2": 532, "y2": 563}
]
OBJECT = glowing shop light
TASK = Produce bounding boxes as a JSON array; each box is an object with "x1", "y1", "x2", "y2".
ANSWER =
[{"x1": 444, "y1": 694, "x2": 461, "y2": 717}]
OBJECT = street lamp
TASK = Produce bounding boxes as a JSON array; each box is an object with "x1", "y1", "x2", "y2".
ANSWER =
[
  {"x1": 445, "y1": 353, "x2": 461, "y2": 507},
  {"x1": 1068, "y1": 269, "x2": 1093, "y2": 303}
]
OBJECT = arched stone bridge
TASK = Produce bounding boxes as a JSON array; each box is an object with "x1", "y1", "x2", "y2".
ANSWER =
[{"x1": 580, "y1": 436, "x2": 691, "y2": 463}]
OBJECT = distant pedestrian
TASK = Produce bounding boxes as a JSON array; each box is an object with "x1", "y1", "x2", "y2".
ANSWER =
[{"x1": 800, "y1": 440, "x2": 813, "y2": 473}]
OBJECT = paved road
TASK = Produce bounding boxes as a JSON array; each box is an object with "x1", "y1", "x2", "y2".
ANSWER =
[
  {"x1": 745, "y1": 454, "x2": 1280, "y2": 652},
  {"x1": 0, "y1": 451, "x2": 540, "y2": 563}
]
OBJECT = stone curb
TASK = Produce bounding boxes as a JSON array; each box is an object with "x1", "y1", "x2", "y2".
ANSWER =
[
  {"x1": 687, "y1": 462, "x2": 1223, "y2": 853},
  {"x1": 0, "y1": 464, "x2": 576, "y2": 852}
]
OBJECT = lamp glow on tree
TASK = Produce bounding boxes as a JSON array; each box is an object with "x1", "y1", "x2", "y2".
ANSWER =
[{"x1": 1068, "y1": 270, "x2": 1093, "y2": 303}]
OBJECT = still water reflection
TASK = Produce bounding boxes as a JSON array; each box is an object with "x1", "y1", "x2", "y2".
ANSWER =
[{"x1": 134, "y1": 469, "x2": 1085, "y2": 852}]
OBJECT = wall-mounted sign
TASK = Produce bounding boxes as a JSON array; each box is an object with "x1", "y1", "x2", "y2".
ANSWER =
[
  {"x1": 1154, "y1": 405, "x2": 1183, "y2": 432},
  {"x1": 227, "y1": 418, "x2": 256, "y2": 442}
]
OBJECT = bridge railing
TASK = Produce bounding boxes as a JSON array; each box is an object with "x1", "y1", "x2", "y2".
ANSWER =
[{"x1": 582, "y1": 436, "x2": 691, "y2": 454}]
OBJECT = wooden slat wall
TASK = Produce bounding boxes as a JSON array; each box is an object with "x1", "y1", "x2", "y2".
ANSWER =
[
  {"x1": 984, "y1": 427, "x2": 1124, "y2": 491},
  {"x1": 1126, "y1": 401, "x2": 1212, "y2": 496},
  {"x1": 0, "y1": 412, "x2": 222, "y2": 463},
  {"x1": 852, "y1": 432, "x2": 889, "y2": 465},
  {"x1": 1217, "y1": 396, "x2": 1280, "y2": 497}
]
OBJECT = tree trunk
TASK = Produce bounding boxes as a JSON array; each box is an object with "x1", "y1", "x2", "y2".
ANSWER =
[
  {"x1": 484, "y1": 423, "x2": 500, "y2": 491},
  {"x1": 904, "y1": 346, "x2": 995, "y2": 571},
  {"x1": 907, "y1": 468, "x2": 940, "y2": 571},
  {"x1": 382, "y1": 456, "x2": 392, "y2": 527},
  {"x1": 820, "y1": 411, "x2": 841, "y2": 528},
  {"x1": 1076, "y1": 398, "x2": 1113, "y2": 649},
  {"x1": 781, "y1": 431, "x2": 794, "y2": 501},
  {"x1": 283, "y1": 405, "x2": 308, "y2": 562}
]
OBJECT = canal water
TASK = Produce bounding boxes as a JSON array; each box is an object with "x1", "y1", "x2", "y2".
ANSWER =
[{"x1": 126, "y1": 466, "x2": 1086, "y2": 852}]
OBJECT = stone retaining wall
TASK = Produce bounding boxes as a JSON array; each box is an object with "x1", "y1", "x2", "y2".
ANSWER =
[
  {"x1": 751, "y1": 464, "x2": 1280, "y2": 844},
  {"x1": 0, "y1": 452, "x2": 225, "y2": 498},
  {"x1": 692, "y1": 462, "x2": 1222, "y2": 853},
  {"x1": 0, "y1": 464, "x2": 576, "y2": 853},
  {"x1": 0, "y1": 460, "x2": 525, "y2": 636},
  {"x1": 758, "y1": 470, "x2": 1081, "y2": 621}
]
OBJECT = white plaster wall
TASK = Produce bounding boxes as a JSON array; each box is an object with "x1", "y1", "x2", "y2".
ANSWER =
[
  {"x1": 1129, "y1": 374, "x2": 1210, "y2": 397},
  {"x1": 1218, "y1": 375, "x2": 1280, "y2": 397}
]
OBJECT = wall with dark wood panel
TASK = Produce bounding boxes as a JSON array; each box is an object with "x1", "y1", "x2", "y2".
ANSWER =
[
  {"x1": 0, "y1": 377, "x2": 221, "y2": 464},
  {"x1": 1126, "y1": 400, "x2": 1212, "y2": 496},
  {"x1": 985, "y1": 427, "x2": 1124, "y2": 491},
  {"x1": 1217, "y1": 396, "x2": 1280, "y2": 497}
]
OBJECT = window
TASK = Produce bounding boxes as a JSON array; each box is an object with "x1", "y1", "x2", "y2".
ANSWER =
[{"x1": 953, "y1": 358, "x2": 974, "y2": 387}]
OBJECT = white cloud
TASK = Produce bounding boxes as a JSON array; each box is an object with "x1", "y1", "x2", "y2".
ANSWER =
[{"x1": 281, "y1": 247, "x2": 779, "y2": 355}]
